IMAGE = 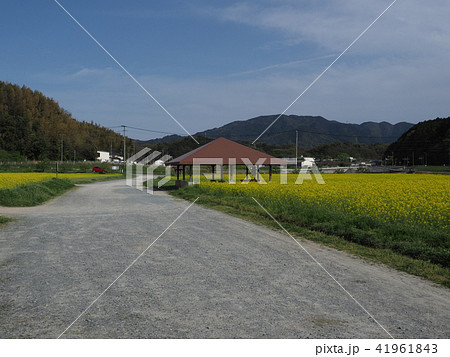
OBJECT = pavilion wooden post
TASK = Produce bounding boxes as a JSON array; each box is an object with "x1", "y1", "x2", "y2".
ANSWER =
[
  {"x1": 256, "y1": 164, "x2": 260, "y2": 182},
  {"x1": 211, "y1": 165, "x2": 215, "y2": 181},
  {"x1": 182, "y1": 165, "x2": 186, "y2": 181},
  {"x1": 269, "y1": 165, "x2": 273, "y2": 182},
  {"x1": 220, "y1": 164, "x2": 224, "y2": 181},
  {"x1": 176, "y1": 165, "x2": 180, "y2": 180},
  {"x1": 245, "y1": 166, "x2": 249, "y2": 180}
]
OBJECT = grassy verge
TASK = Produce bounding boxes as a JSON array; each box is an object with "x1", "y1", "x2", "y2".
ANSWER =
[
  {"x1": 415, "y1": 166, "x2": 450, "y2": 172},
  {"x1": 147, "y1": 177, "x2": 178, "y2": 190},
  {"x1": 0, "y1": 179, "x2": 75, "y2": 207},
  {"x1": 0, "y1": 161, "x2": 120, "y2": 174},
  {"x1": 166, "y1": 182, "x2": 450, "y2": 288},
  {"x1": 68, "y1": 174, "x2": 124, "y2": 185},
  {"x1": 0, "y1": 174, "x2": 124, "y2": 207}
]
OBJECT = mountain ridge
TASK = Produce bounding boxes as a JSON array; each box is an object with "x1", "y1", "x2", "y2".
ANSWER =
[{"x1": 140, "y1": 115, "x2": 413, "y2": 147}]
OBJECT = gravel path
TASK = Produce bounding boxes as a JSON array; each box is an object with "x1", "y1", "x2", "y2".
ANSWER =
[{"x1": 0, "y1": 179, "x2": 449, "y2": 338}]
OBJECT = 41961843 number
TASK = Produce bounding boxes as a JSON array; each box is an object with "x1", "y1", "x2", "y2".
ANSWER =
[{"x1": 376, "y1": 344, "x2": 438, "y2": 354}]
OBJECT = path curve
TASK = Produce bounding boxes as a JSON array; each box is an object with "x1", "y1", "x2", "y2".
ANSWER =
[{"x1": 0, "y1": 180, "x2": 449, "y2": 338}]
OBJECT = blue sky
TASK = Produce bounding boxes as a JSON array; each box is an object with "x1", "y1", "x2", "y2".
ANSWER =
[{"x1": 1, "y1": 0, "x2": 449, "y2": 140}]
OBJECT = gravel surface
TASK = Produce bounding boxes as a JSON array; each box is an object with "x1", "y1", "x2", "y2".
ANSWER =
[{"x1": 0, "y1": 179, "x2": 449, "y2": 338}]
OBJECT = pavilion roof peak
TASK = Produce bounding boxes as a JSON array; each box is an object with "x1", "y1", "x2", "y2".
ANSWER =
[{"x1": 167, "y1": 137, "x2": 287, "y2": 165}]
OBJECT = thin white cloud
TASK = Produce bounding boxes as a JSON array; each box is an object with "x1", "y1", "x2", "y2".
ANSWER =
[
  {"x1": 227, "y1": 54, "x2": 336, "y2": 77},
  {"x1": 71, "y1": 67, "x2": 116, "y2": 78}
]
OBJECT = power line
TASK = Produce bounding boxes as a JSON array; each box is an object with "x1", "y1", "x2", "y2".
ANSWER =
[
  {"x1": 126, "y1": 126, "x2": 183, "y2": 136},
  {"x1": 122, "y1": 125, "x2": 126, "y2": 161},
  {"x1": 110, "y1": 124, "x2": 403, "y2": 142},
  {"x1": 109, "y1": 118, "x2": 419, "y2": 142},
  {"x1": 108, "y1": 125, "x2": 184, "y2": 136}
]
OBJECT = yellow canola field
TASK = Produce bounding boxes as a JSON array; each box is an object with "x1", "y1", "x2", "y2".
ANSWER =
[
  {"x1": 0, "y1": 173, "x2": 109, "y2": 189},
  {"x1": 201, "y1": 173, "x2": 450, "y2": 230}
]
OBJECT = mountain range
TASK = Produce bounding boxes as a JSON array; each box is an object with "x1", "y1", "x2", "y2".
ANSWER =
[{"x1": 141, "y1": 115, "x2": 413, "y2": 147}]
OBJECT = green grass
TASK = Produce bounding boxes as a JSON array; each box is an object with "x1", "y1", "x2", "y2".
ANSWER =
[
  {"x1": 415, "y1": 166, "x2": 450, "y2": 172},
  {"x1": 0, "y1": 178, "x2": 75, "y2": 207},
  {"x1": 0, "y1": 216, "x2": 12, "y2": 225},
  {"x1": 146, "y1": 177, "x2": 178, "y2": 190},
  {"x1": 68, "y1": 174, "x2": 124, "y2": 185},
  {"x1": 0, "y1": 161, "x2": 122, "y2": 174},
  {"x1": 168, "y1": 182, "x2": 450, "y2": 288}
]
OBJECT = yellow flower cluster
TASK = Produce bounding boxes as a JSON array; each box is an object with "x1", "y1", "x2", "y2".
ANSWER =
[
  {"x1": 201, "y1": 173, "x2": 450, "y2": 230},
  {"x1": 0, "y1": 173, "x2": 110, "y2": 189}
]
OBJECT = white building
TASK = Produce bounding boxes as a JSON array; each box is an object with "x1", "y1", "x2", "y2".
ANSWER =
[
  {"x1": 301, "y1": 157, "x2": 315, "y2": 167},
  {"x1": 96, "y1": 151, "x2": 110, "y2": 163}
]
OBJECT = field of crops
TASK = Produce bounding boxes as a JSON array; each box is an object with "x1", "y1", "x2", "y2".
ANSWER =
[
  {"x1": 199, "y1": 173, "x2": 449, "y2": 230},
  {"x1": 0, "y1": 173, "x2": 116, "y2": 189}
]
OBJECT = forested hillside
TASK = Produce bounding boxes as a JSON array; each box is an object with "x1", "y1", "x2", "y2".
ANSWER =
[
  {"x1": 144, "y1": 115, "x2": 413, "y2": 147},
  {"x1": 0, "y1": 81, "x2": 128, "y2": 161},
  {"x1": 385, "y1": 117, "x2": 450, "y2": 166}
]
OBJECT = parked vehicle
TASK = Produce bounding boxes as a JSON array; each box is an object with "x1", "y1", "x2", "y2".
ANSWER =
[{"x1": 92, "y1": 166, "x2": 108, "y2": 174}]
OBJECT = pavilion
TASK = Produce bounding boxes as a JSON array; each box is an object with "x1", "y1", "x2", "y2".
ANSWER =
[{"x1": 167, "y1": 137, "x2": 288, "y2": 185}]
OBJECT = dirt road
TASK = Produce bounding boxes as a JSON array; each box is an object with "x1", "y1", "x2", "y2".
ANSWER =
[{"x1": 0, "y1": 180, "x2": 449, "y2": 338}]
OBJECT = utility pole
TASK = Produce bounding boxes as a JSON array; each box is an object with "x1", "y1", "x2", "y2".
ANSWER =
[
  {"x1": 295, "y1": 130, "x2": 298, "y2": 170},
  {"x1": 60, "y1": 135, "x2": 64, "y2": 162},
  {"x1": 121, "y1": 125, "x2": 126, "y2": 162}
]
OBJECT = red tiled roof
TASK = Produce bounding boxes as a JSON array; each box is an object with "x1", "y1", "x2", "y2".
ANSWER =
[{"x1": 167, "y1": 137, "x2": 287, "y2": 165}]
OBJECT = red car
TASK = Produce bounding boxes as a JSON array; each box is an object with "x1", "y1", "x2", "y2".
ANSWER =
[{"x1": 92, "y1": 166, "x2": 108, "y2": 174}]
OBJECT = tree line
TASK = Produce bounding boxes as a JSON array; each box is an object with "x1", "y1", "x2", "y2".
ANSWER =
[{"x1": 0, "y1": 81, "x2": 129, "y2": 161}]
